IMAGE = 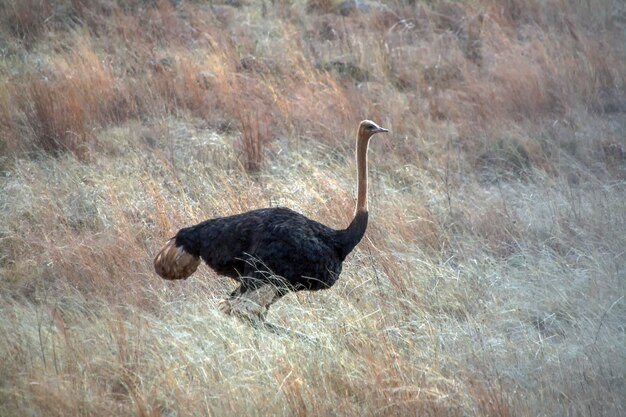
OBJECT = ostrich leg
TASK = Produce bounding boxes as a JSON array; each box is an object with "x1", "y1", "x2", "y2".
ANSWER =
[{"x1": 219, "y1": 283, "x2": 280, "y2": 322}]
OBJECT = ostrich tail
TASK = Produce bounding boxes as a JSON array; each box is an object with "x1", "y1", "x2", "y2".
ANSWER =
[{"x1": 154, "y1": 238, "x2": 201, "y2": 280}]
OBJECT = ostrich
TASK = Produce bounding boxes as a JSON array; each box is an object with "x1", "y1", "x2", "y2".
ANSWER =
[{"x1": 154, "y1": 120, "x2": 388, "y2": 321}]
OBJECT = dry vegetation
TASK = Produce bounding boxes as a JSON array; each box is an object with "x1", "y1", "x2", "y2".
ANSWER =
[{"x1": 0, "y1": 0, "x2": 625, "y2": 415}]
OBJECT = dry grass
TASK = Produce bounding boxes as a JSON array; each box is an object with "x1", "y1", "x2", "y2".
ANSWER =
[{"x1": 1, "y1": 0, "x2": 625, "y2": 416}]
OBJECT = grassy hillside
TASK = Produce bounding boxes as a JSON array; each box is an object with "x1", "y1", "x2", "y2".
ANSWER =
[{"x1": 0, "y1": 0, "x2": 625, "y2": 416}]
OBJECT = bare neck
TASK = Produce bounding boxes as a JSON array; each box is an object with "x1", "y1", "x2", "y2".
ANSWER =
[
  {"x1": 339, "y1": 130, "x2": 371, "y2": 259},
  {"x1": 355, "y1": 133, "x2": 369, "y2": 214}
]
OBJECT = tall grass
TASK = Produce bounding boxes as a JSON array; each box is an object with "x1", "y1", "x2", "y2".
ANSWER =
[{"x1": 0, "y1": 0, "x2": 625, "y2": 416}]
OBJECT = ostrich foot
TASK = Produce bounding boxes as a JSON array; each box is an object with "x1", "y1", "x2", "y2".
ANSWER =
[{"x1": 219, "y1": 295, "x2": 315, "y2": 343}]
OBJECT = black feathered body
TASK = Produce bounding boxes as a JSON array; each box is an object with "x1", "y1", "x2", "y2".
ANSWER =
[{"x1": 174, "y1": 207, "x2": 368, "y2": 293}]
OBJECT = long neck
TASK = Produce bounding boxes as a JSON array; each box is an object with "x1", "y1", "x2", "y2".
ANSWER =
[
  {"x1": 355, "y1": 133, "x2": 369, "y2": 213},
  {"x1": 338, "y1": 132, "x2": 370, "y2": 259}
]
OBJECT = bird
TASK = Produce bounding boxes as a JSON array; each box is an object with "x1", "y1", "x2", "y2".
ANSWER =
[{"x1": 153, "y1": 120, "x2": 389, "y2": 321}]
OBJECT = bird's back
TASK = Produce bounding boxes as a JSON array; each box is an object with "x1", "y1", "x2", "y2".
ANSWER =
[{"x1": 175, "y1": 207, "x2": 346, "y2": 290}]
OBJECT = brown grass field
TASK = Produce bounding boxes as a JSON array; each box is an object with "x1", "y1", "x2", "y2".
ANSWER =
[{"x1": 0, "y1": 0, "x2": 625, "y2": 415}]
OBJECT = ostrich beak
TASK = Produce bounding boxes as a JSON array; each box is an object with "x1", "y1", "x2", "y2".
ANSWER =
[{"x1": 375, "y1": 126, "x2": 389, "y2": 133}]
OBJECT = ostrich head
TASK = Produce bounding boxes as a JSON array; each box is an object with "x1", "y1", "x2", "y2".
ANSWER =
[{"x1": 358, "y1": 120, "x2": 388, "y2": 140}]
